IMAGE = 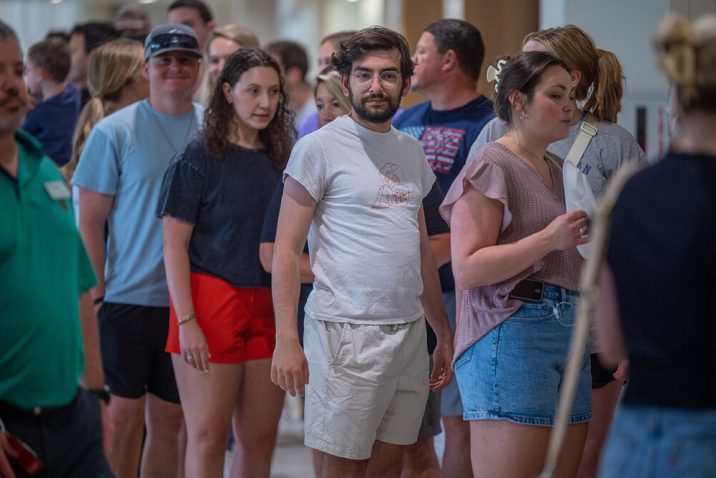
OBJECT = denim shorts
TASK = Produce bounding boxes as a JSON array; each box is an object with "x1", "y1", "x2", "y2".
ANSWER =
[
  {"x1": 599, "y1": 405, "x2": 716, "y2": 477},
  {"x1": 455, "y1": 283, "x2": 591, "y2": 426}
]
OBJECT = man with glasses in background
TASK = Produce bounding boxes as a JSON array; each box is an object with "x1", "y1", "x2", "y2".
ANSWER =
[
  {"x1": 271, "y1": 26, "x2": 454, "y2": 478},
  {"x1": 73, "y1": 23, "x2": 203, "y2": 478}
]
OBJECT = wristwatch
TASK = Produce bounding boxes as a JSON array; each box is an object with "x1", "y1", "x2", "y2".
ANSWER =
[{"x1": 88, "y1": 385, "x2": 111, "y2": 405}]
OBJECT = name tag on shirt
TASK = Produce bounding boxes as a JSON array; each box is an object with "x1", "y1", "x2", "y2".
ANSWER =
[{"x1": 44, "y1": 180, "x2": 71, "y2": 201}]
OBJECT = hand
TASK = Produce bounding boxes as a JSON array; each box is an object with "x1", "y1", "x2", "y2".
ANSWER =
[
  {"x1": 179, "y1": 320, "x2": 210, "y2": 373},
  {"x1": 544, "y1": 210, "x2": 590, "y2": 251},
  {"x1": 0, "y1": 432, "x2": 18, "y2": 478},
  {"x1": 270, "y1": 338, "x2": 309, "y2": 397},
  {"x1": 429, "y1": 338, "x2": 454, "y2": 392},
  {"x1": 613, "y1": 359, "x2": 629, "y2": 382}
]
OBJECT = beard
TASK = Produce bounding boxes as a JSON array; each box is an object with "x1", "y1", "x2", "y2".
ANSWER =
[{"x1": 349, "y1": 86, "x2": 402, "y2": 123}]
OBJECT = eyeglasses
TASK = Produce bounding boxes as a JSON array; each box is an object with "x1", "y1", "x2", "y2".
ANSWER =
[
  {"x1": 351, "y1": 70, "x2": 401, "y2": 90},
  {"x1": 145, "y1": 33, "x2": 199, "y2": 58}
]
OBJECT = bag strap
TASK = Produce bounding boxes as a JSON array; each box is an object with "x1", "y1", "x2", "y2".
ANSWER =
[
  {"x1": 564, "y1": 113, "x2": 599, "y2": 167},
  {"x1": 539, "y1": 159, "x2": 644, "y2": 478}
]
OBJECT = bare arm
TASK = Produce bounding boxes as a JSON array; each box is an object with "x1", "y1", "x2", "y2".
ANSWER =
[
  {"x1": 79, "y1": 292, "x2": 104, "y2": 389},
  {"x1": 450, "y1": 184, "x2": 588, "y2": 290},
  {"x1": 270, "y1": 176, "x2": 316, "y2": 396},
  {"x1": 77, "y1": 189, "x2": 113, "y2": 303},
  {"x1": 595, "y1": 264, "x2": 628, "y2": 369},
  {"x1": 162, "y1": 216, "x2": 210, "y2": 372},
  {"x1": 428, "y1": 232, "x2": 451, "y2": 268},
  {"x1": 259, "y1": 242, "x2": 314, "y2": 283},
  {"x1": 418, "y1": 208, "x2": 454, "y2": 391}
]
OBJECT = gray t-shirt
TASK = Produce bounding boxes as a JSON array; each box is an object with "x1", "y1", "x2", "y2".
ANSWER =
[
  {"x1": 73, "y1": 99, "x2": 203, "y2": 307},
  {"x1": 468, "y1": 114, "x2": 646, "y2": 198},
  {"x1": 285, "y1": 115, "x2": 436, "y2": 325}
]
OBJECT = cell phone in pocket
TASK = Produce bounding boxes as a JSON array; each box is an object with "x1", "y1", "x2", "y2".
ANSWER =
[
  {"x1": 508, "y1": 279, "x2": 544, "y2": 302},
  {"x1": 4, "y1": 431, "x2": 44, "y2": 475}
]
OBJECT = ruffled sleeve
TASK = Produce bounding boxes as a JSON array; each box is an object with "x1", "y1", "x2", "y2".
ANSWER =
[{"x1": 440, "y1": 142, "x2": 513, "y2": 233}]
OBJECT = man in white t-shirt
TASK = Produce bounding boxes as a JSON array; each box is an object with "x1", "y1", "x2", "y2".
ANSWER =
[{"x1": 271, "y1": 26, "x2": 454, "y2": 477}]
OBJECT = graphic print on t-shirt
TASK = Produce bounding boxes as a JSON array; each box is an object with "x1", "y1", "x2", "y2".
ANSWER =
[
  {"x1": 373, "y1": 163, "x2": 412, "y2": 209},
  {"x1": 400, "y1": 125, "x2": 466, "y2": 175}
]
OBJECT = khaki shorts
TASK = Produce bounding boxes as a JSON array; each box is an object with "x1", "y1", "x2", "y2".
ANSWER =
[{"x1": 303, "y1": 316, "x2": 429, "y2": 460}]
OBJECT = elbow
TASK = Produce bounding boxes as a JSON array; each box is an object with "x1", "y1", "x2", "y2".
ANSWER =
[
  {"x1": 259, "y1": 243, "x2": 274, "y2": 273},
  {"x1": 452, "y1": 260, "x2": 488, "y2": 291},
  {"x1": 453, "y1": 267, "x2": 476, "y2": 291}
]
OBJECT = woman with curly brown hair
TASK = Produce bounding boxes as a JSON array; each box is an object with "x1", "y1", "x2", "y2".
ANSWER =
[{"x1": 156, "y1": 47, "x2": 294, "y2": 478}]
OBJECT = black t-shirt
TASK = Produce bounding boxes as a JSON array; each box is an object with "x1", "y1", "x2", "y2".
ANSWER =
[
  {"x1": 608, "y1": 151, "x2": 716, "y2": 408},
  {"x1": 157, "y1": 139, "x2": 279, "y2": 288},
  {"x1": 261, "y1": 179, "x2": 449, "y2": 353}
]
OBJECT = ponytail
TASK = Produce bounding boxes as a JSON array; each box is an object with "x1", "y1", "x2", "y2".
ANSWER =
[
  {"x1": 63, "y1": 96, "x2": 107, "y2": 181},
  {"x1": 584, "y1": 49, "x2": 624, "y2": 123}
]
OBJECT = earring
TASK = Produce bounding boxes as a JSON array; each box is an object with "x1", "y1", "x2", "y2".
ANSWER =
[{"x1": 519, "y1": 111, "x2": 525, "y2": 120}]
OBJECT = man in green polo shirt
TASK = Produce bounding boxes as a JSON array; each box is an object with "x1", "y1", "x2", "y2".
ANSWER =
[{"x1": 0, "y1": 20, "x2": 112, "y2": 477}]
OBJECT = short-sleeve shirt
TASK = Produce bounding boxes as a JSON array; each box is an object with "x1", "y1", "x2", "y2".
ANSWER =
[
  {"x1": 72, "y1": 99, "x2": 203, "y2": 307},
  {"x1": 157, "y1": 139, "x2": 280, "y2": 288},
  {"x1": 285, "y1": 115, "x2": 436, "y2": 325},
  {"x1": 468, "y1": 114, "x2": 646, "y2": 199},
  {"x1": 0, "y1": 131, "x2": 96, "y2": 408},
  {"x1": 440, "y1": 142, "x2": 583, "y2": 361}
]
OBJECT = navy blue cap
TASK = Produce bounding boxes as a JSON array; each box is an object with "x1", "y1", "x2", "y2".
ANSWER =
[{"x1": 144, "y1": 23, "x2": 201, "y2": 60}]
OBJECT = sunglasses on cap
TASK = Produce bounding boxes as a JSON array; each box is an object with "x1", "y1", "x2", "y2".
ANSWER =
[{"x1": 145, "y1": 33, "x2": 200, "y2": 59}]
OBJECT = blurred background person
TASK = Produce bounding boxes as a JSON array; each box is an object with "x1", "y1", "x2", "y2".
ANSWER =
[
  {"x1": 69, "y1": 22, "x2": 120, "y2": 106},
  {"x1": 201, "y1": 24, "x2": 259, "y2": 104},
  {"x1": 114, "y1": 3, "x2": 151, "y2": 42},
  {"x1": 22, "y1": 37, "x2": 81, "y2": 167},
  {"x1": 168, "y1": 0, "x2": 215, "y2": 103},
  {"x1": 394, "y1": 19, "x2": 494, "y2": 478},
  {"x1": 158, "y1": 47, "x2": 294, "y2": 478},
  {"x1": 64, "y1": 38, "x2": 148, "y2": 184},
  {"x1": 298, "y1": 31, "x2": 355, "y2": 138},
  {"x1": 265, "y1": 39, "x2": 315, "y2": 131},
  {"x1": 596, "y1": 13, "x2": 716, "y2": 478}
]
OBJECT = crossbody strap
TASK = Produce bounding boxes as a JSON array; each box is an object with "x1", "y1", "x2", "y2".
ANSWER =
[{"x1": 565, "y1": 113, "x2": 599, "y2": 167}]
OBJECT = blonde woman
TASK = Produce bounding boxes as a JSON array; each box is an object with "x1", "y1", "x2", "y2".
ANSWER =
[
  {"x1": 596, "y1": 13, "x2": 716, "y2": 478},
  {"x1": 469, "y1": 25, "x2": 646, "y2": 477},
  {"x1": 64, "y1": 38, "x2": 148, "y2": 181}
]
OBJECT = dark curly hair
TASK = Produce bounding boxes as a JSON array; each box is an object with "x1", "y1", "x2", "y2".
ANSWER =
[{"x1": 201, "y1": 48, "x2": 295, "y2": 168}]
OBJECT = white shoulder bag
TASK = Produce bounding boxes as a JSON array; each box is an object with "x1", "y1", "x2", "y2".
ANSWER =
[{"x1": 563, "y1": 114, "x2": 599, "y2": 259}]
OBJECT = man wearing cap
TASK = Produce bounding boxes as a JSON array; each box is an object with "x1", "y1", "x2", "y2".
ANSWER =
[
  {"x1": 0, "y1": 19, "x2": 111, "y2": 477},
  {"x1": 73, "y1": 23, "x2": 203, "y2": 478}
]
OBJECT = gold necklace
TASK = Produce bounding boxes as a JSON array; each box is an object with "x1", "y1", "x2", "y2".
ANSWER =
[{"x1": 504, "y1": 136, "x2": 554, "y2": 190}]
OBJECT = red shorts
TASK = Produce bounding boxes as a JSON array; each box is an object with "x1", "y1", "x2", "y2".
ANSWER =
[{"x1": 166, "y1": 272, "x2": 275, "y2": 363}]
